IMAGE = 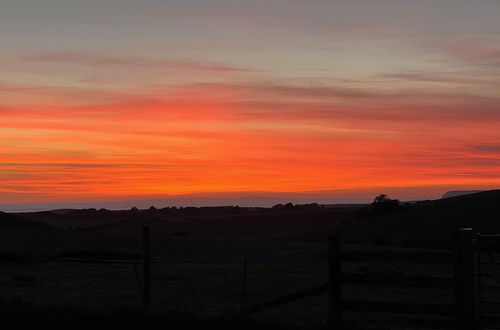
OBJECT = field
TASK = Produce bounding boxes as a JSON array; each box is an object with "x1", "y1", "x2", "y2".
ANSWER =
[
  {"x1": 3, "y1": 191, "x2": 500, "y2": 329},
  {"x1": 1, "y1": 242, "x2": 457, "y2": 330}
]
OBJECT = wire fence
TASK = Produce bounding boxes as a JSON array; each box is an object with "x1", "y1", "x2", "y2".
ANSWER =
[{"x1": 3, "y1": 227, "x2": 500, "y2": 329}]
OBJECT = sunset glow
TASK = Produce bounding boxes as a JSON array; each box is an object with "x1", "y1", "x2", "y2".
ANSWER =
[{"x1": 2, "y1": 0, "x2": 500, "y2": 205}]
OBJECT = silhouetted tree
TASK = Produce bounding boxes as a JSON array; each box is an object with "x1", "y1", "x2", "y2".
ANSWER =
[
  {"x1": 309, "y1": 202, "x2": 320, "y2": 209},
  {"x1": 370, "y1": 194, "x2": 401, "y2": 215},
  {"x1": 299, "y1": 203, "x2": 320, "y2": 209},
  {"x1": 373, "y1": 194, "x2": 389, "y2": 204}
]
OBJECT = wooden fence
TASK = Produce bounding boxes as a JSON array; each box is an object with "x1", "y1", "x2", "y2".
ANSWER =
[
  {"x1": 474, "y1": 233, "x2": 500, "y2": 330},
  {"x1": 243, "y1": 228, "x2": 488, "y2": 330},
  {"x1": 45, "y1": 226, "x2": 499, "y2": 329}
]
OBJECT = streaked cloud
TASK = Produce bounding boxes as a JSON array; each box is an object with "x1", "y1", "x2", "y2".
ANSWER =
[
  {"x1": 9, "y1": 51, "x2": 258, "y2": 73},
  {"x1": 1, "y1": 0, "x2": 500, "y2": 204},
  {"x1": 472, "y1": 145, "x2": 500, "y2": 153}
]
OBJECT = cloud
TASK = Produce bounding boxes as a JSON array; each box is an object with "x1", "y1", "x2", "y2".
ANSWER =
[
  {"x1": 472, "y1": 145, "x2": 500, "y2": 153},
  {"x1": 439, "y1": 43, "x2": 500, "y2": 67},
  {"x1": 0, "y1": 84, "x2": 56, "y2": 92},
  {"x1": 0, "y1": 162, "x2": 200, "y2": 168},
  {"x1": 12, "y1": 51, "x2": 258, "y2": 73},
  {"x1": 2, "y1": 79, "x2": 500, "y2": 130},
  {"x1": 382, "y1": 70, "x2": 500, "y2": 85},
  {"x1": 2, "y1": 75, "x2": 500, "y2": 202}
]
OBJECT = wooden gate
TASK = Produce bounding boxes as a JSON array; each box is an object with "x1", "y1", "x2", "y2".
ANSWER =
[
  {"x1": 244, "y1": 228, "x2": 495, "y2": 330},
  {"x1": 474, "y1": 232, "x2": 500, "y2": 330}
]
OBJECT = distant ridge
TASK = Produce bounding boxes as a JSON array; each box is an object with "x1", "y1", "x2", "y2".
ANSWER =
[
  {"x1": 336, "y1": 189, "x2": 500, "y2": 247},
  {"x1": 442, "y1": 190, "x2": 484, "y2": 199}
]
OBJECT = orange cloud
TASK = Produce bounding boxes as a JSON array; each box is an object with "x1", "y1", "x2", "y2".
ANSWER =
[{"x1": 1, "y1": 77, "x2": 500, "y2": 203}]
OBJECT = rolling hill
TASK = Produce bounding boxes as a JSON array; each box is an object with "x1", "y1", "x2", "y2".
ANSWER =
[
  {"x1": 335, "y1": 189, "x2": 500, "y2": 247},
  {"x1": 4, "y1": 190, "x2": 500, "y2": 251},
  {"x1": 0, "y1": 211, "x2": 54, "y2": 230}
]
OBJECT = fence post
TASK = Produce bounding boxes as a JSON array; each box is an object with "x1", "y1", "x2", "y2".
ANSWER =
[
  {"x1": 142, "y1": 226, "x2": 151, "y2": 310},
  {"x1": 240, "y1": 253, "x2": 248, "y2": 317},
  {"x1": 454, "y1": 229, "x2": 462, "y2": 330},
  {"x1": 456, "y1": 228, "x2": 478, "y2": 330},
  {"x1": 328, "y1": 235, "x2": 342, "y2": 329}
]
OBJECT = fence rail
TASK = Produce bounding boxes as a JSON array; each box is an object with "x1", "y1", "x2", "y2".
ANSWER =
[
  {"x1": 25, "y1": 226, "x2": 498, "y2": 330},
  {"x1": 343, "y1": 299, "x2": 455, "y2": 315},
  {"x1": 341, "y1": 250, "x2": 453, "y2": 263},
  {"x1": 342, "y1": 271, "x2": 454, "y2": 289},
  {"x1": 241, "y1": 228, "x2": 490, "y2": 330},
  {"x1": 476, "y1": 231, "x2": 500, "y2": 330}
]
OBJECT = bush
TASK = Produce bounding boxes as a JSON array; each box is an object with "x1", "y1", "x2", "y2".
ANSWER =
[{"x1": 370, "y1": 194, "x2": 401, "y2": 215}]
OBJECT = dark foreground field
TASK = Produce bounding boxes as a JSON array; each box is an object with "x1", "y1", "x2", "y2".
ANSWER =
[
  {"x1": 1, "y1": 247, "x2": 456, "y2": 330},
  {"x1": 2, "y1": 190, "x2": 500, "y2": 329}
]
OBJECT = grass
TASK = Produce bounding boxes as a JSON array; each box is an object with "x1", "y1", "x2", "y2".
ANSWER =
[
  {"x1": 1, "y1": 299, "x2": 325, "y2": 330},
  {"x1": 0, "y1": 254, "x2": 459, "y2": 329},
  {"x1": 0, "y1": 298, "x2": 453, "y2": 330}
]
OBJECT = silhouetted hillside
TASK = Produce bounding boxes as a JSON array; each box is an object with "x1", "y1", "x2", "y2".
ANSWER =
[
  {"x1": 10, "y1": 190, "x2": 500, "y2": 249},
  {"x1": 19, "y1": 206, "x2": 261, "y2": 230},
  {"x1": 441, "y1": 190, "x2": 483, "y2": 198},
  {"x1": 16, "y1": 204, "x2": 361, "y2": 241},
  {"x1": 78, "y1": 206, "x2": 360, "y2": 240},
  {"x1": 0, "y1": 211, "x2": 54, "y2": 230},
  {"x1": 336, "y1": 189, "x2": 500, "y2": 247}
]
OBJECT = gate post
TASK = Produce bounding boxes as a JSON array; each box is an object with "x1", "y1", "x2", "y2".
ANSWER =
[
  {"x1": 142, "y1": 226, "x2": 151, "y2": 310},
  {"x1": 240, "y1": 253, "x2": 248, "y2": 318},
  {"x1": 456, "y1": 228, "x2": 479, "y2": 330},
  {"x1": 328, "y1": 235, "x2": 342, "y2": 329}
]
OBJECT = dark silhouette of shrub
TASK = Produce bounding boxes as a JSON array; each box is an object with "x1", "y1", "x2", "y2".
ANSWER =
[
  {"x1": 354, "y1": 194, "x2": 401, "y2": 219},
  {"x1": 295, "y1": 203, "x2": 321, "y2": 210},
  {"x1": 369, "y1": 194, "x2": 401, "y2": 216},
  {"x1": 307, "y1": 202, "x2": 320, "y2": 209}
]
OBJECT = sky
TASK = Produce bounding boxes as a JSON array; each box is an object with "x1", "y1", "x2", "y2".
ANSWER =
[{"x1": 1, "y1": 0, "x2": 500, "y2": 207}]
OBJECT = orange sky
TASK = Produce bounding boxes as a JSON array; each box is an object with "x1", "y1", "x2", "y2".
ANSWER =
[
  {"x1": 2, "y1": 79, "x2": 500, "y2": 204},
  {"x1": 1, "y1": 1, "x2": 500, "y2": 205}
]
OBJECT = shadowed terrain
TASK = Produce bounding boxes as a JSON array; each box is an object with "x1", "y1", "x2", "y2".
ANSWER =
[{"x1": 1, "y1": 190, "x2": 500, "y2": 329}]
